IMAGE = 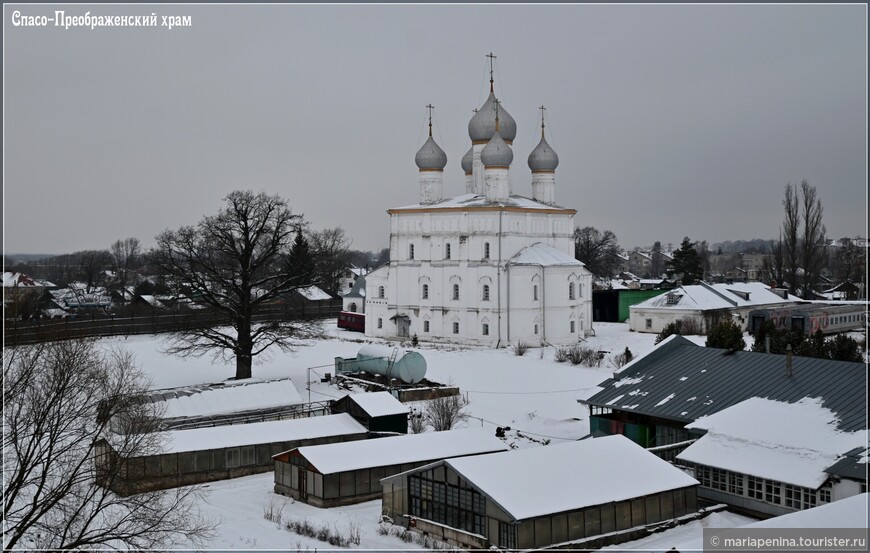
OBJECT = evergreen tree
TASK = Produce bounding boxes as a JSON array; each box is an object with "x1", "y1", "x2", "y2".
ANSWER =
[
  {"x1": 285, "y1": 230, "x2": 316, "y2": 285},
  {"x1": 705, "y1": 320, "x2": 746, "y2": 351},
  {"x1": 826, "y1": 334, "x2": 863, "y2": 362},
  {"x1": 668, "y1": 237, "x2": 704, "y2": 284}
]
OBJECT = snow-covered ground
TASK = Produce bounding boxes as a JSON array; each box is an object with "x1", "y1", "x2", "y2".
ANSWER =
[{"x1": 95, "y1": 321, "x2": 740, "y2": 550}]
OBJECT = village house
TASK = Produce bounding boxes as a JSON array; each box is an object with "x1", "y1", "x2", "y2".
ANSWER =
[
  {"x1": 629, "y1": 281, "x2": 799, "y2": 334},
  {"x1": 381, "y1": 434, "x2": 699, "y2": 550},
  {"x1": 580, "y1": 336, "x2": 867, "y2": 461},
  {"x1": 364, "y1": 66, "x2": 592, "y2": 346},
  {"x1": 676, "y1": 397, "x2": 867, "y2": 518}
]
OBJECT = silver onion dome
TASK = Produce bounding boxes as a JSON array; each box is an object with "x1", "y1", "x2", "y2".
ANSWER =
[
  {"x1": 468, "y1": 93, "x2": 517, "y2": 143},
  {"x1": 461, "y1": 146, "x2": 473, "y2": 174},
  {"x1": 528, "y1": 135, "x2": 559, "y2": 172},
  {"x1": 480, "y1": 131, "x2": 513, "y2": 168},
  {"x1": 415, "y1": 135, "x2": 447, "y2": 170}
]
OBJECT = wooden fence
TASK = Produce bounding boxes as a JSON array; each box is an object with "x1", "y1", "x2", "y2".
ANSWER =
[{"x1": 4, "y1": 300, "x2": 343, "y2": 346}]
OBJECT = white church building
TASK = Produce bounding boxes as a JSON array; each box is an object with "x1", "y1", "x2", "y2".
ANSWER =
[{"x1": 365, "y1": 67, "x2": 592, "y2": 347}]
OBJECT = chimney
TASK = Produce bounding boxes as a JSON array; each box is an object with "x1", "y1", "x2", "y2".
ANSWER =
[{"x1": 785, "y1": 344, "x2": 793, "y2": 377}]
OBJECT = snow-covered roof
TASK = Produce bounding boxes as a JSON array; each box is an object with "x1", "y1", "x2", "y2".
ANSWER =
[
  {"x1": 149, "y1": 378, "x2": 305, "y2": 420},
  {"x1": 444, "y1": 434, "x2": 698, "y2": 520},
  {"x1": 341, "y1": 391, "x2": 409, "y2": 417},
  {"x1": 631, "y1": 281, "x2": 798, "y2": 311},
  {"x1": 3, "y1": 272, "x2": 40, "y2": 287},
  {"x1": 508, "y1": 242, "x2": 583, "y2": 267},
  {"x1": 743, "y1": 493, "x2": 868, "y2": 528},
  {"x1": 297, "y1": 285, "x2": 332, "y2": 301},
  {"x1": 289, "y1": 428, "x2": 508, "y2": 475},
  {"x1": 138, "y1": 295, "x2": 165, "y2": 308},
  {"x1": 677, "y1": 397, "x2": 868, "y2": 488},
  {"x1": 390, "y1": 193, "x2": 574, "y2": 212},
  {"x1": 152, "y1": 413, "x2": 367, "y2": 454}
]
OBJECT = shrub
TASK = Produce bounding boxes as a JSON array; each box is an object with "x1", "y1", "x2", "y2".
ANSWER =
[
  {"x1": 554, "y1": 347, "x2": 570, "y2": 363},
  {"x1": 705, "y1": 320, "x2": 746, "y2": 351},
  {"x1": 513, "y1": 341, "x2": 529, "y2": 356}
]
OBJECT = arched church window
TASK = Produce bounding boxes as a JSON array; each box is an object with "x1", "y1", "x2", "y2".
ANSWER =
[
  {"x1": 445, "y1": 243, "x2": 451, "y2": 260},
  {"x1": 378, "y1": 286, "x2": 385, "y2": 299},
  {"x1": 452, "y1": 284, "x2": 460, "y2": 301},
  {"x1": 484, "y1": 242, "x2": 491, "y2": 259},
  {"x1": 482, "y1": 285, "x2": 490, "y2": 301},
  {"x1": 422, "y1": 284, "x2": 429, "y2": 299},
  {"x1": 409, "y1": 244, "x2": 415, "y2": 260}
]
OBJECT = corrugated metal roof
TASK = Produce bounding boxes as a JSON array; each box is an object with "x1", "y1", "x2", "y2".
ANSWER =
[
  {"x1": 581, "y1": 336, "x2": 866, "y2": 432},
  {"x1": 824, "y1": 447, "x2": 869, "y2": 481}
]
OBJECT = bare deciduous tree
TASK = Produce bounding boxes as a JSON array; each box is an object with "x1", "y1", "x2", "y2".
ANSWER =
[
  {"x1": 3, "y1": 340, "x2": 214, "y2": 550},
  {"x1": 310, "y1": 227, "x2": 352, "y2": 296},
  {"x1": 798, "y1": 180, "x2": 826, "y2": 298},
  {"x1": 423, "y1": 394, "x2": 470, "y2": 432},
  {"x1": 779, "y1": 180, "x2": 827, "y2": 298},
  {"x1": 77, "y1": 249, "x2": 113, "y2": 293},
  {"x1": 110, "y1": 237, "x2": 141, "y2": 304},
  {"x1": 150, "y1": 190, "x2": 320, "y2": 380},
  {"x1": 573, "y1": 226, "x2": 621, "y2": 278}
]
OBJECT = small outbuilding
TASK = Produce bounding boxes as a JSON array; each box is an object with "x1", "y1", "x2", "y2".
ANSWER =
[
  {"x1": 381, "y1": 434, "x2": 699, "y2": 550},
  {"x1": 96, "y1": 413, "x2": 367, "y2": 496},
  {"x1": 273, "y1": 428, "x2": 507, "y2": 507},
  {"x1": 331, "y1": 391, "x2": 409, "y2": 434}
]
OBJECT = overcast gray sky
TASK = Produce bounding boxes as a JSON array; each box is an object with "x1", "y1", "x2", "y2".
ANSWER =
[{"x1": 3, "y1": 3, "x2": 866, "y2": 255}]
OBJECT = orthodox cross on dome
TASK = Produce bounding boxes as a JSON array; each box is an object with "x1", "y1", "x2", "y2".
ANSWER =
[
  {"x1": 539, "y1": 104, "x2": 547, "y2": 138},
  {"x1": 426, "y1": 103, "x2": 435, "y2": 137},
  {"x1": 493, "y1": 98, "x2": 501, "y2": 132},
  {"x1": 486, "y1": 52, "x2": 497, "y2": 93}
]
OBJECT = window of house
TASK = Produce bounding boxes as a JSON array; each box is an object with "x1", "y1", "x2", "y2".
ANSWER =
[
  {"x1": 348, "y1": 302, "x2": 357, "y2": 313},
  {"x1": 728, "y1": 472, "x2": 744, "y2": 495},
  {"x1": 452, "y1": 284, "x2": 460, "y2": 301},
  {"x1": 482, "y1": 323, "x2": 489, "y2": 336},
  {"x1": 710, "y1": 468, "x2": 727, "y2": 492},
  {"x1": 645, "y1": 319, "x2": 652, "y2": 330},
  {"x1": 533, "y1": 285, "x2": 538, "y2": 301},
  {"x1": 423, "y1": 320, "x2": 429, "y2": 333},
  {"x1": 378, "y1": 286, "x2": 385, "y2": 299},
  {"x1": 445, "y1": 243, "x2": 451, "y2": 259},
  {"x1": 482, "y1": 285, "x2": 490, "y2": 301},
  {"x1": 569, "y1": 282, "x2": 575, "y2": 300},
  {"x1": 748, "y1": 476, "x2": 763, "y2": 500},
  {"x1": 422, "y1": 284, "x2": 428, "y2": 299},
  {"x1": 377, "y1": 318, "x2": 383, "y2": 329},
  {"x1": 818, "y1": 485, "x2": 831, "y2": 504},
  {"x1": 765, "y1": 481, "x2": 782, "y2": 505},
  {"x1": 570, "y1": 320, "x2": 575, "y2": 333},
  {"x1": 484, "y1": 242, "x2": 490, "y2": 259},
  {"x1": 409, "y1": 244, "x2": 415, "y2": 260},
  {"x1": 453, "y1": 322, "x2": 459, "y2": 334},
  {"x1": 578, "y1": 283, "x2": 583, "y2": 297}
]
